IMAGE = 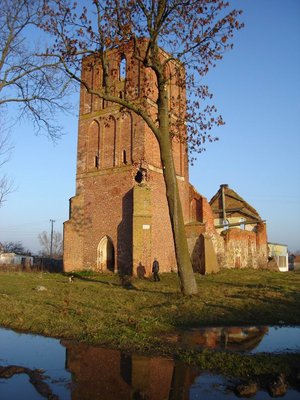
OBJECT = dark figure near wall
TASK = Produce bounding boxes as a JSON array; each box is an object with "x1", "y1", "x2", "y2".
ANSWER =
[
  {"x1": 137, "y1": 262, "x2": 146, "y2": 279},
  {"x1": 152, "y1": 258, "x2": 160, "y2": 282}
]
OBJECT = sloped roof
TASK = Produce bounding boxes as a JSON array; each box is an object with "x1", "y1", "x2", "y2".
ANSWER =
[{"x1": 209, "y1": 185, "x2": 262, "y2": 221}]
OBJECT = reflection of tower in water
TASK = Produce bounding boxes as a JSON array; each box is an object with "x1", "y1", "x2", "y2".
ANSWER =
[
  {"x1": 62, "y1": 340, "x2": 198, "y2": 400},
  {"x1": 63, "y1": 330, "x2": 272, "y2": 400}
]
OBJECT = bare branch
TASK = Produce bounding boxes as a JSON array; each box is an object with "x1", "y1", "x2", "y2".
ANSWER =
[
  {"x1": 0, "y1": 131, "x2": 14, "y2": 206},
  {"x1": 40, "y1": 0, "x2": 243, "y2": 295},
  {"x1": 0, "y1": 0, "x2": 75, "y2": 139},
  {"x1": 38, "y1": 230, "x2": 63, "y2": 258}
]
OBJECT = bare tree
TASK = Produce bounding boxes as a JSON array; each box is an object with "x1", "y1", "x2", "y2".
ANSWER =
[
  {"x1": 0, "y1": 0, "x2": 73, "y2": 139},
  {"x1": 0, "y1": 241, "x2": 30, "y2": 254},
  {"x1": 41, "y1": 0, "x2": 243, "y2": 294},
  {"x1": 0, "y1": 132, "x2": 13, "y2": 206},
  {"x1": 38, "y1": 230, "x2": 63, "y2": 258}
]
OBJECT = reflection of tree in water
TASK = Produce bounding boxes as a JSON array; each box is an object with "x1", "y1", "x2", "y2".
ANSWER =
[
  {"x1": 0, "y1": 365, "x2": 59, "y2": 399},
  {"x1": 62, "y1": 340, "x2": 197, "y2": 400},
  {"x1": 175, "y1": 326, "x2": 269, "y2": 352}
]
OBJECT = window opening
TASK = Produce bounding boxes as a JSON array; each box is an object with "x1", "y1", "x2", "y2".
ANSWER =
[
  {"x1": 239, "y1": 218, "x2": 246, "y2": 230},
  {"x1": 223, "y1": 219, "x2": 229, "y2": 230},
  {"x1": 95, "y1": 155, "x2": 100, "y2": 168},
  {"x1": 122, "y1": 150, "x2": 127, "y2": 164},
  {"x1": 119, "y1": 56, "x2": 127, "y2": 80},
  {"x1": 135, "y1": 169, "x2": 146, "y2": 184},
  {"x1": 90, "y1": 65, "x2": 94, "y2": 112}
]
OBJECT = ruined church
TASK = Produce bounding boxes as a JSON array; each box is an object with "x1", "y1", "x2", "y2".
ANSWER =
[{"x1": 63, "y1": 41, "x2": 268, "y2": 275}]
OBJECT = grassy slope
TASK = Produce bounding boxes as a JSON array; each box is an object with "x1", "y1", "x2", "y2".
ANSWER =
[{"x1": 0, "y1": 269, "x2": 299, "y2": 379}]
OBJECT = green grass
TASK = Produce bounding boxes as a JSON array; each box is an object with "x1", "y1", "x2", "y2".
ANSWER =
[{"x1": 0, "y1": 268, "x2": 299, "y2": 380}]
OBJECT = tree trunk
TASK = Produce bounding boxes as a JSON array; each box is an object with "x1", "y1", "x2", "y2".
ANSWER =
[
  {"x1": 158, "y1": 125, "x2": 198, "y2": 295},
  {"x1": 154, "y1": 63, "x2": 198, "y2": 295}
]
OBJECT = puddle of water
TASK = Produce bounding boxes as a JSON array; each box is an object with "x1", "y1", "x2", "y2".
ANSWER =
[
  {"x1": 0, "y1": 327, "x2": 299, "y2": 400},
  {"x1": 0, "y1": 328, "x2": 71, "y2": 400},
  {"x1": 251, "y1": 326, "x2": 300, "y2": 354},
  {"x1": 190, "y1": 374, "x2": 300, "y2": 400},
  {"x1": 0, "y1": 374, "x2": 45, "y2": 400},
  {"x1": 166, "y1": 326, "x2": 300, "y2": 354}
]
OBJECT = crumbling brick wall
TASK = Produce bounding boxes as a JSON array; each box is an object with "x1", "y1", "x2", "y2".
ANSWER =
[
  {"x1": 64, "y1": 40, "x2": 190, "y2": 274},
  {"x1": 220, "y1": 225, "x2": 268, "y2": 269},
  {"x1": 64, "y1": 40, "x2": 269, "y2": 275}
]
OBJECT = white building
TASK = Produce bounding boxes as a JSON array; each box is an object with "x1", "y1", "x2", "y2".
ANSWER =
[
  {"x1": 0, "y1": 252, "x2": 33, "y2": 267},
  {"x1": 268, "y1": 243, "x2": 288, "y2": 272}
]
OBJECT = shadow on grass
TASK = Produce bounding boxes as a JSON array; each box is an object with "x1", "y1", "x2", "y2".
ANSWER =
[
  {"x1": 65, "y1": 272, "x2": 137, "y2": 290},
  {"x1": 64, "y1": 272, "x2": 178, "y2": 295}
]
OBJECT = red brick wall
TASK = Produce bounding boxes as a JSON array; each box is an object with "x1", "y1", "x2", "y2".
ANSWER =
[
  {"x1": 64, "y1": 40, "x2": 269, "y2": 274},
  {"x1": 119, "y1": 113, "x2": 133, "y2": 165},
  {"x1": 81, "y1": 169, "x2": 133, "y2": 272},
  {"x1": 102, "y1": 116, "x2": 116, "y2": 169},
  {"x1": 148, "y1": 171, "x2": 177, "y2": 272},
  {"x1": 188, "y1": 185, "x2": 216, "y2": 231},
  {"x1": 87, "y1": 120, "x2": 100, "y2": 170},
  {"x1": 221, "y1": 227, "x2": 268, "y2": 269}
]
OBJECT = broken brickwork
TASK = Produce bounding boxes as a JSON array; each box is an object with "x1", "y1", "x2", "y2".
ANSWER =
[
  {"x1": 64, "y1": 41, "x2": 189, "y2": 275},
  {"x1": 64, "y1": 42, "x2": 268, "y2": 275}
]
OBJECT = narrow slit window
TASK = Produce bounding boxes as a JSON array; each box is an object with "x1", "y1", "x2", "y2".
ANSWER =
[
  {"x1": 122, "y1": 150, "x2": 127, "y2": 164},
  {"x1": 95, "y1": 155, "x2": 99, "y2": 168},
  {"x1": 119, "y1": 56, "x2": 126, "y2": 80}
]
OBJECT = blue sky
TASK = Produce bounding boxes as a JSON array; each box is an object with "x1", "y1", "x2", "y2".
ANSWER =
[{"x1": 1, "y1": 0, "x2": 300, "y2": 254}]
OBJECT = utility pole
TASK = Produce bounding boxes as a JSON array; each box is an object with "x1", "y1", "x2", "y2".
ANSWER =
[{"x1": 50, "y1": 219, "x2": 55, "y2": 258}]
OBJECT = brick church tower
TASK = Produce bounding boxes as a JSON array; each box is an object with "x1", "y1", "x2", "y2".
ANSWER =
[{"x1": 63, "y1": 40, "x2": 191, "y2": 275}]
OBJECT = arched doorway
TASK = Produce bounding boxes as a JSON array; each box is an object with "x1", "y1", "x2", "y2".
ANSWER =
[{"x1": 97, "y1": 236, "x2": 115, "y2": 272}]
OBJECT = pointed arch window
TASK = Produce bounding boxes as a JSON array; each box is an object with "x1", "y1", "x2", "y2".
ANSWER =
[{"x1": 87, "y1": 120, "x2": 100, "y2": 170}]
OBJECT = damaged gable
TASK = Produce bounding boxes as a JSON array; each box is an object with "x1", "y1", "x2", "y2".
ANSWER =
[{"x1": 209, "y1": 184, "x2": 263, "y2": 231}]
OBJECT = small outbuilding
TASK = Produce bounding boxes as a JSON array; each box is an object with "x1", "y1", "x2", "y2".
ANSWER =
[
  {"x1": 268, "y1": 243, "x2": 288, "y2": 272},
  {"x1": 0, "y1": 252, "x2": 33, "y2": 268}
]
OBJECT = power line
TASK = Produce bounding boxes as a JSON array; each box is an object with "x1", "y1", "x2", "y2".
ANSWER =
[
  {"x1": 0, "y1": 219, "x2": 64, "y2": 230},
  {"x1": 49, "y1": 219, "x2": 55, "y2": 258}
]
